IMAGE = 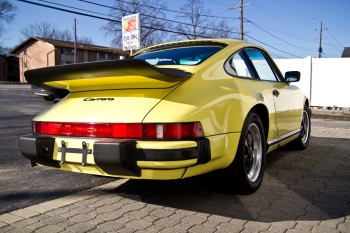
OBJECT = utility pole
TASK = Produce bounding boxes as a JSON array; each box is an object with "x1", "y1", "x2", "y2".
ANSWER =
[
  {"x1": 230, "y1": 0, "x2": 250, "y2": 40},
  {"x1": 316, "y1": 21, "x2": 327, "y2": 58},
  {"x1": 74, "y1": 18, "x2": 77, "y2": 63}
]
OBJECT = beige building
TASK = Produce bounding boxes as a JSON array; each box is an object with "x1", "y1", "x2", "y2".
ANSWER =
[{"x1": 11, "y1": 37, "x2": 129, "y2": 82}]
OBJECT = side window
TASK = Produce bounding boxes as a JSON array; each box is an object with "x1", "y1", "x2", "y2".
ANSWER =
[
  {"x1": 245, "y1": 49, "x2": 278, "y2": 82},
  {"x1": 225, "y1": 51, "x2": 254, "y2": 78}
]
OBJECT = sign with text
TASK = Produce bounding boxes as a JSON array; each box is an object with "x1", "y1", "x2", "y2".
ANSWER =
[{"x1": 122, "y1": 13, "x2": 140, "y2": 51}]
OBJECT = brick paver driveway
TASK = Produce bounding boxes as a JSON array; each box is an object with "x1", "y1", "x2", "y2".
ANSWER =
[{"x1": 1, "y1": 126, "x2": 349, "y2": 233}]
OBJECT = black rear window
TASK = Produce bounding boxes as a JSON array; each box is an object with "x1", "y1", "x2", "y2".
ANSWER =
[{"x1": 133, "y1": 44, "x2": 225, "y2": 66}]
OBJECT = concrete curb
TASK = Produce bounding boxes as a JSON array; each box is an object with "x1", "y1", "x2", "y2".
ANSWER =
[
  {"x1": 311, "y1": 109, "x2": 350, "y2": 121},
  {"x1": 0, "y1": 84, "x2": 31, "y2": 89}
]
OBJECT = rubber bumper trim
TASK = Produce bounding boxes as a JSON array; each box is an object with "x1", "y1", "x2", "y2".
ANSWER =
[
  {"x1": 94, "y1": 139, "x2": 141, "y2": 177},
  {"x1": 19, "y1": 134, "x2": 60, "y2": 168},
  {"x1": 195, "y1": 138, "x2": 211, "y2": 164},
  {"x1": 134, "y1": 147, "x2": 197, "y2": 161}
]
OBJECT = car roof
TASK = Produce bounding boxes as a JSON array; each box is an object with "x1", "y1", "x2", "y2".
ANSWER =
[{"x1": 134, "y1": 39, "x2": 258, "y2": 56}]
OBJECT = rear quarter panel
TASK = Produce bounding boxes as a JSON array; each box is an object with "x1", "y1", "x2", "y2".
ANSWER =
[{"x1": 144, "y1": 55, "x2": 277, "y2": 172}]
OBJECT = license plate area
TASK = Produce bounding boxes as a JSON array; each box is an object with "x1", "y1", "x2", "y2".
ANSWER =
[{"x1": 58, "y1": 140, "x2": 92, "y2": 166}]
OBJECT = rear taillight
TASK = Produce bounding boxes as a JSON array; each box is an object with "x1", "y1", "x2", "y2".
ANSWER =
[{"x1": 32, "y1": 122, "x2": 204, "y2": 139}]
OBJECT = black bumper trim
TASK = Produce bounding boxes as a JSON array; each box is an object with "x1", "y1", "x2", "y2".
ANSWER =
[
  {"x1": 94, "y1": 139, "x2": 141, "y2": 177},
  {"x1": 19, "y1": 134, "x2": 60, "y2": 168},
  {"x1": 195, "y1": 138, "x2": 211, "y2": 164},
  {"x1": 19, "y1": 135, "x2": 212, "y2": 177},
  {"x1": 134, "y1": 148, "x2": 197, "y2": 161}
]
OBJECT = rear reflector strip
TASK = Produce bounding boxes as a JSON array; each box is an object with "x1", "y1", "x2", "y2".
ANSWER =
[{"x1": 33, "y1": 122, "x2": 204, "y2": 139}]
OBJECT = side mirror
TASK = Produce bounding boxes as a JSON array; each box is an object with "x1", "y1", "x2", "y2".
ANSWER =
[{"x1": 285, "y1": 71, "x2": 300, "y2": 82}]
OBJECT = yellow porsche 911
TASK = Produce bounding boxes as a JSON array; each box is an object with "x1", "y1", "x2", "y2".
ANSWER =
[{"x1": 19, "y1": 39, "x2": 310, "y2": 194}]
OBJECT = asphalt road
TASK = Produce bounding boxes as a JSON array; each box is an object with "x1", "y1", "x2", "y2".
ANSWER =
[{"x1": 0, "y1": 85, "x2": 114, "y2": 215}]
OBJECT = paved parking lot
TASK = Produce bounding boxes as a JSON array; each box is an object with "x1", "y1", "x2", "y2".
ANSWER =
[{"x1": 0, "y1": 125, "x2": 349, "y2": 233}]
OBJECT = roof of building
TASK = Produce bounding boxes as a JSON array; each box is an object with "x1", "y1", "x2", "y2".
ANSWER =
[
  {"x1": 341, "y1": 47, "x2": 350, "y2": 58},
  {"x1": 11, "y1": 37, "x2": 128, "y2": 55}
]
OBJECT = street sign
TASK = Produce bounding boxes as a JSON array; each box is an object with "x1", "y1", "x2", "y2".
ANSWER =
[{"x1": 122, "y1": 13, "x2": 140, "y2": 51}]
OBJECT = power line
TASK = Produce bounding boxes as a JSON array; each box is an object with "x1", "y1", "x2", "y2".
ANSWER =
[
  {"x1": 244, "y1": 11, "x2": 315, "y2": 39},
  {"x1": 269, "y1": 52, "x2": 287, "y2": 59},
  {"x1": 271, "y1": 0, "x2": 320, "y2": 25},
  {"x1": 248, "y1": 1, "x2": 314, "y2": 34},
  {"x1": 78, "y1": 0, "x2": 240, "y2": 36},
  {"x1": 80, "y1": 0, "x2": 238, "y2": 20},
  {"x1": 246, "y1": 20, "x2": 317, "y2": 43},
  {"x1": 247, "y1": 19, "x2": 315, "y2": 53},
  {"x1": 270, "y1": 0, "x2": 319, "y2": 26},
  {"x1": 17, "y1": 0, "x2": 237, "y2": 39},
  {"x1": 326, "y1": 29, "x2": 344, "y2": 48},
  {"x1": 37, "y1": 0, "x2": 110, "y2": 17},
  {"x1": 245, "y1": 35, "x2": 301, "y2": 58},
  {"x1": 202, "y1": 0, "x2": 231, "y2": 7},
  {"x1": 245, "y1": 12, "x2": 344, "y2": 49},
  {"x1": 17, "y1": 0, "x2": 238, "y2": 38}
]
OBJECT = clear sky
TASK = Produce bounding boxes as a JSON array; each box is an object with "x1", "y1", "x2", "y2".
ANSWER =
[{"x1": 3, "y1": 0, "x2": 350, "y2": 59}]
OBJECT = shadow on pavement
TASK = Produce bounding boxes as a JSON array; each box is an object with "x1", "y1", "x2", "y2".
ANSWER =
[{"x1": 108, "y1": 136, "x2": 350, "y2": 223}]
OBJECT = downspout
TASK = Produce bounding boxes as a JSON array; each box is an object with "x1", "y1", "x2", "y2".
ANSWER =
[{"x1": 47, "y1": 48, "x2": 57, "y2": 67}]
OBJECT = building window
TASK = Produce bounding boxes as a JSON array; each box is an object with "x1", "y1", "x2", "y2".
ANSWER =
[
  {"x1": 105, "y1": 53, "x2": 108, "y2": 59},
  {"x1": 61, "y1": 48, "x2": 66, "y2": 54},
  {"x1": 96, "y1": 52, "x2": 99, "y2": 58}
]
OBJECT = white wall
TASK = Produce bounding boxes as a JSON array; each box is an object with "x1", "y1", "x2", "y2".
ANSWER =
[{"x1": 274, "y1": 57, "x2": 350, "y2": 108}]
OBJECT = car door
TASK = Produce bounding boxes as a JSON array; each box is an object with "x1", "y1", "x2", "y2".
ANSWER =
[{"x1": 244, "y1": 48, "x2": 301, "y2": 137}]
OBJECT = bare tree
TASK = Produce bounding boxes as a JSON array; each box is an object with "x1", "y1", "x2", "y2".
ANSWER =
[
  {"x1": 78, "y1": 36, "x2": 94, "y2": 45},
  {"x1": 0, "y1": 0, "x2": 17, "y2": 50},
  {"x1": 19, "y1": 21, "x2": 95, "y2": 45},
  {"x1": 0, "y1": 45, "x2": 13, "y2": 54},
  {"x1": 174, "y1": 0, "x2": 237, "y2": 40},
  {"x1": 20, "y1": 21, "x2": 73, "y2": 41},
  {"x1": 102, "y1": 0, "x2": 169, "y2": 48},
  {"x1": 213, "y1": 19, "x2": 239, "y2": 39}
]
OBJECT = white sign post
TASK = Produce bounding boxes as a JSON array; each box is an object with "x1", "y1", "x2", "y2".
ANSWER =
[{"x1": 122, "y1": 13, "x2": 140, "y2": 54}]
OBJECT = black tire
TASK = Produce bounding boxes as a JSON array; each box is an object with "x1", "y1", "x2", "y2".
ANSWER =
[
  {"x1": 288, "y1": 106, "x2": 311, "y2": 150},
  {"x1": 225, "y1": 112, "x2": 266, "y2": 194},
  {"x1": 42, "y1": 96, "x2": 55, "y2": 101}
]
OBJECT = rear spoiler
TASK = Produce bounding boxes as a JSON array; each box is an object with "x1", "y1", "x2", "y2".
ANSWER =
[{"x1": 24, "y1": 59, "x2": 193, "y2": 92}]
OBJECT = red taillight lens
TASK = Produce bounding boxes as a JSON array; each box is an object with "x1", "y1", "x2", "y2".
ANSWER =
[
  {"x1": 33, "y1": 122, "x2": 204, "y2": 139},
  {"x1": 112, "y1": 123, "x2": 143, "y2": 138}
]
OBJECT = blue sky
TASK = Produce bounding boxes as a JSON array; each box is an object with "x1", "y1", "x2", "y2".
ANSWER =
[{"x1": 4, "y1": 0, "x2": 349, "y2": 58}]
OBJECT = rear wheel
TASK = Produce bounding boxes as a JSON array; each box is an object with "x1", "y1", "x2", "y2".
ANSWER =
[
  {"x1": 288, "y1": 106, "x2": 311, "y2": 150},
  {"x1": 225, "y1": 112, "x2": 266, "y2": 194}
]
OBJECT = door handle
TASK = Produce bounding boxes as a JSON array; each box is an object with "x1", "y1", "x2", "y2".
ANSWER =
[{"x1": 273, "y1": 89, "x2": 280, "y2": 97}]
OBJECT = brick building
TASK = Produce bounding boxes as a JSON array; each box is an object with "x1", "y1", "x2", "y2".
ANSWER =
[{"x1": 11, "y1": 37, "x2": 129, "y2": 82}]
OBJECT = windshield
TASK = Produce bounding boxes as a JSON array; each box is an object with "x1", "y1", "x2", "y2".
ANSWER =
[{"x1": 133, "y1": 45, "x2": 224, "y2": 66}]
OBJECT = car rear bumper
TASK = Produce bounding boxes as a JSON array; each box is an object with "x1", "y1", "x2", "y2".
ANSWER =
[{"x1": 19, "y1": 134, "x2": 211, "y2": 179}]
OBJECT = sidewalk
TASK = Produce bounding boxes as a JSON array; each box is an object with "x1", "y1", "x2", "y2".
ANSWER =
[{"x1": 0, "y1": 126, "x2": 349, "y2": 233}]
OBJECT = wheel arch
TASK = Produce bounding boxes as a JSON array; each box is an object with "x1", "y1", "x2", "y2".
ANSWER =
[
  {"x1": 249, "y1": 104, "x2": 269, "y2": 142},
  {"x1": 304, "y1": 98, "x2": 310, "y2": 108}
]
